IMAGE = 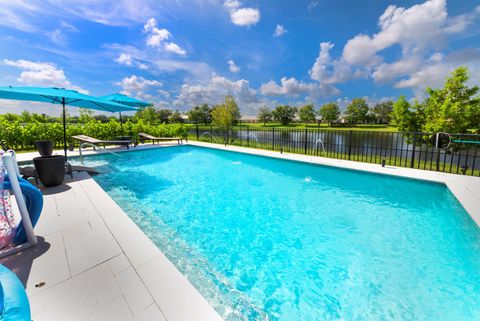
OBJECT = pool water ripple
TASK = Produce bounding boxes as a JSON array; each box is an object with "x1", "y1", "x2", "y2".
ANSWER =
[{"x1": 83, "y1": 146, "x2": 480, "y2": 321}]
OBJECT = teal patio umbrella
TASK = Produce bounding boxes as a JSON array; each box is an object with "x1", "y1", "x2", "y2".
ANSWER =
[
  {"x1": 100, "y1": 93, "x2": 151, "y2": 138},
  {"x1": 0, "y1": 86, "x2": 137, "y2": 159}
]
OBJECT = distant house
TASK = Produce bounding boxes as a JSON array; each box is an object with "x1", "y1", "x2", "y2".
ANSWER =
[{"x1": 240, "y1": 115, "x2": 257, "y2": 123}]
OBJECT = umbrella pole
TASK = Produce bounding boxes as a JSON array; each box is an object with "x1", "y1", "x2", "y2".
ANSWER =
[
  {"x1": 119, "y1": 112, "x2": 124, "y2": 138},
  {"x1": 62, "y1": 98, "x2": 68, "y2": 160}
]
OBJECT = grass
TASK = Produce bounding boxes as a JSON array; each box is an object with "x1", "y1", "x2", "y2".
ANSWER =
[
  {"x1": 188, "y1": 123, "x2": 399, "y2": 132},
  {"x1": 187, "y1": 134, "x2": 480, "y2": 177}
]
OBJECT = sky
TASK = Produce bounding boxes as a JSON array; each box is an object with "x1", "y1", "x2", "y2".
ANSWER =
[{"x1": 0, "y1": 0, "x2": 479, "y2": 116}]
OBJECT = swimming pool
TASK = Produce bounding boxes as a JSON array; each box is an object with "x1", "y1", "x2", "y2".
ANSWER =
[{"x1": 83, "y1": 145, "x2": 480, "y2": 321}]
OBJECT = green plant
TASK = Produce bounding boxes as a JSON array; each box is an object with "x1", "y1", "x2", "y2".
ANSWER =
[{"x1": 318, "y1": 103, "x2": 340, "y2": 126}]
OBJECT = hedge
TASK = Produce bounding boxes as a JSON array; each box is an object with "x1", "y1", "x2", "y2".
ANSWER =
[{"x1": 0, "y1": 119, "x2": 188, "y2": 150}]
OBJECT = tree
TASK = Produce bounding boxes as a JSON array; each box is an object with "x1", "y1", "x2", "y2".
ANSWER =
[
  {"x1": 372, "y1": 101, "x2": 393, "y2": 124},
  {"x1": 422, "y1": 66, "x2": 480, "y2": 133},
  {"x1": 169, "y1": 110, "x2": 184, "y2": 123},
  {"x1": 272, "y1": 105, "x2": 297, "y2": 125},
  {"x1": 298, "y1": 104, "x2": 316, "y2": 125},
  {"x1": 346, "y1": 98, "x2": 369, "y2": 124},
  {"x1": 211, "y1": 95, "x2": 241, "y2": 128},
  {"x1": 257, "y1": 106, "x2": 272, "y2": 126},
  {"x1": 20, "y1": 111, "x2": 32, "y2": 123},
  {"x1": 79, "y1": 108, "x2": 95, "y2": 123},
  {"x1": 0, "y1": 113, "x2": 21, "y2": 122},
  {"x1": 187, "y1": 104, "x2": 212, "y2": 125},
  {"x1": 391, "y1": 96, "x2": 424, "y2": 132},
  {"x1": 135, "y1": 106, "x2": 157, "y2": 124},
  {"x1": 319, "y1": 103, "x2": 340, "y2": 126},
  {"x1": 157, "y1": 109, "x2": 173, "y2": 123}
]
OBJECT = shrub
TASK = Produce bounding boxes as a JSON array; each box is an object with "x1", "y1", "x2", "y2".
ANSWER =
[{"x1": 0, "y1": 118, "x2": 188, "y2": 150}]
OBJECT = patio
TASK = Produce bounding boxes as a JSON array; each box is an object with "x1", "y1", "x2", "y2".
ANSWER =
[{"x1": 1, "y1": 143, "x2": 222, "y2": 321}]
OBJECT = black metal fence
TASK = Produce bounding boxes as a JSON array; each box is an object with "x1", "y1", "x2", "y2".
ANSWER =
[{"x1": 189, "y1": 125, "x2": 480, "y2": 176}]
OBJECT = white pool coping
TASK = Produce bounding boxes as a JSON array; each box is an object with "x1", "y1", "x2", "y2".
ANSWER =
[{"x1": 188, "y1": 141, "x2": 480, "y2": 226}]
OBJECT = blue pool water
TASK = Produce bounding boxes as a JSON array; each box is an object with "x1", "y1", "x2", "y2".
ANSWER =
[{"x1": 84, "y1": 146, "x2": 480, "y2": 321}]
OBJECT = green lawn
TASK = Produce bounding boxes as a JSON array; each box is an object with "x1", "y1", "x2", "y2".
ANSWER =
[{"x1": 188, "y1": 122, "x2": 399, "y2": 132}]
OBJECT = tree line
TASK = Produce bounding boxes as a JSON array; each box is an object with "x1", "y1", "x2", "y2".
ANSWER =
[
  {"x1": 256, "y1": 99, "x2": 393, "y2": 126},
  {"x1": 1, "y1": 67, "x2": 478, "y2": 134}
]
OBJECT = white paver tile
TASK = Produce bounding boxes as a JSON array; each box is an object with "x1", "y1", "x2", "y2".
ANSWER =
[
  {"x1": 137, "y1": 255, "x2": 213, "y2": 321},
  {"x1": 64, "y1": 227, "x2": 122, "y2": 276},
  {"x1": 115, "y1": 267, "x2": 154, "y2": 315},
  {"x1": 81, "y1": 296, "x2": 134, "y2": 321},
  {"x1": 195, "y1": 306, "x2": 225, "y2": 321},
  {"x1": 133, "y1": 303, "x2": 167, "y2": 321},
  {"x1": 30, "y1": 263, "x2": 122, "y2": 321},
  {"x1": 25, "y1": 232, "x2": 70, "y2": 296},
  {"x1": 108, "y1": 254, "x2": 131, "y2": 275}
]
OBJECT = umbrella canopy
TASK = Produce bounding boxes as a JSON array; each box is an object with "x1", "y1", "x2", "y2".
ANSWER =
[
  {"x1": 0, "y1": 86, "x2": 135, "y2": 112},
  {"x1": 100, "y1": 93, "x2": 151, "y2": 138},
  {"x1": 100, "y1": 93, "x2": 151, "y2": 107},
  {"x1": 0, "y1": 86, "x2": 137, "y2": 159}
]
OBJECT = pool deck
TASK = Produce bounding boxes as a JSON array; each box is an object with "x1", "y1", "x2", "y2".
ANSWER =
[
  {"x1": 2, "y1": 142, "x2": 223, "y2": 321},
  {"x1": 2, "y1": 141, "x2": 480, "y2": 321}
]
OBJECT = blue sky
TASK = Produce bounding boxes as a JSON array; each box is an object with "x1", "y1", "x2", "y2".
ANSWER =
[{"x1": 0, "y1": 0, "x2": 479, "y2": 115}]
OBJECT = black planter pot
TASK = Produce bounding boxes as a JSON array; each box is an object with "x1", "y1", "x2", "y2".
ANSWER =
[
  {"x1": 35, "y1": 140, "x2": 53, "y2": 156},
  {"x1": 33, "y1": 155, "x2": 65, "y2": 187}
]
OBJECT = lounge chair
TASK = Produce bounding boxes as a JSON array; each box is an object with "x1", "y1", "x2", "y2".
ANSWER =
[
  {"x1": 138, "y1": 133, "x2": 183, "y2": 145},
  {"x1": 72, "y1": 135, "x2": 132, "y2": 149}
]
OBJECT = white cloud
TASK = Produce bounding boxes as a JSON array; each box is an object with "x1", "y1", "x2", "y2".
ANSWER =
[
  {"x1": 371, "y1": 57, "x2": 422, "y2": 84},
  {"x1": 260, "y1": 77, "x2": 339, "y2": 98},
  {"x1": 308, "y1": 1, "x2": 319, "y2": 12},
  {"x1": 117, "y1": 75, "x2": 163, "y2": 101},
  {"x1": 310, "y1": 42, "x2": 334, "y2": 82},
  {"x1": 342, "y1": 0, "x2": 448, "y2": 66},
  {"x1": 228, "y1": 60, "x2": 240, "y2": 73},
  {"x1": 174, "y1": 74, "x2": 262, "y2": 113},
  {"x1": 164, "y1": 42, "x2": 187, "y2": 56},
  {"x1": 273, "y1": 24, "x2": 287, "y2": 37},
  {"x1": 224, "y1": 1, "x2": 260, "y2": 27},
  {"x1": 0, "y1": 1, "x2": 44, "y2": 32},
  {"x1": 443, "y1": 5, "x2": 480, "y2": 34},
  {"x1": 47, "y1": 0, "x2": 159, "y2": 26},
  {"x1": 144, "y1": 18, "x2": 171, "y2": 47},
  {"x1": 2, "y1": 59, "x2": 87, "y2": 93},
  {"x1": 394, "y1": 51, "x2": 480, "y2": 92},
  {"x1": 115, "y1": 53, "x2": 133, "y2": 66},
  {"x1": 302, "y1": 0, "x2": 480, "y2": 98},
  {"x1": 394, "y1": 63, "x2": 451, "y2": 90},
  {"x1": 143, "y1": 18, "x2": 186, "y2": 56},
  {"x1": 50, "y1": 21, "x2": 78, "y2": 46},
  {"x1": 310, "y1": 42, "x2": 367, "y2": 84},
  {"x1": 223, "y1": 0, "x2": 241, "y2": 10}
]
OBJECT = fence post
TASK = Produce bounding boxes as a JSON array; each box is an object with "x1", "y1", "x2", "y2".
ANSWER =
[
  {"x1": 410, "y1": 133, "x2": 417, "y2": 168},
  {"x1": 196, "y1": 122, "x2": 199, "y2": 140},
  {"x1": 210, "y1": 125, "x2": 213, "y2": 143},
  {"x1": 435, "y1": 149, "x2": 440, "y2": 172},
  {"x1": 225, "y1": 126, "x2": 228, "y2": 146},
  {"x1": 272, "y1": 128, "x2": 275, "y2": 150},
  {"x1": 304, "y1": 128, "x2": 308, "y2": 155},
  {"x1": 348, "y1": 130, "x2": 353, "y2": 160},
  {"x1": 247, "y1": 127, "x2": 249, "y2": 147}
]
